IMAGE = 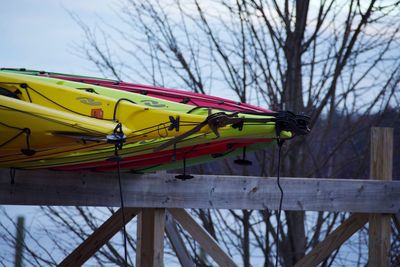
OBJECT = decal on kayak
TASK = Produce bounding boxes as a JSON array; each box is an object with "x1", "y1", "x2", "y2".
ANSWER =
[
  {"x1": 140, "y1": 99, "x2": 166, "y2": 108},
  {"x1": 91, "y1": 108, "x2": 104, "y2": 119},
  {"x1": 76, "y1": 97, "x2": 101, "y2": 106}
]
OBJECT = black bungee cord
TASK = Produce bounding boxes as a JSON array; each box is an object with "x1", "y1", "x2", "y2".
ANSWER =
[
  {"x1": 117, "y1": 160, "x2": 128, "y2": 266},
  {"x1": 272, "y1": 109, "x2": 311, "y2": 266},
  {"x1": 275, "y1": 136, "x2": 284, "y2": 267},
  {"x1": 107, "y1": 123, "x2": 128, "y2": 266},
  {"x1": 112, "y1": 98, "x2": 137, "y2": 121}
]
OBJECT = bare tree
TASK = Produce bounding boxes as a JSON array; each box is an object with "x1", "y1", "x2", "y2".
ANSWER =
[
  {"x1": 76, "y1": 1, "x2": 398, "y2": 266},
  {"x1": 1, "y1": 0, "x2": 399, "y2": 266}
]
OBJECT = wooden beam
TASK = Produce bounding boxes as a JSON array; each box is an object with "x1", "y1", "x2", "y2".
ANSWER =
[
  {"x1": 59, "y1": 208, "x2": 140, "y2": 267},
  {"x1": 165, "y1": 212, "x2": 195, "y2": 267},
  {"x1": 294, "y1": 213, "x2": 368, "y2": 267},
  {"x1": 368, "y1": 128, "x2": 392, "y2": 267},
  {"x1": 1, "y1": 170, "x2": 399, "y2": 212},
  {"x1": 136, "y1": 208, "x2": 165, "y2": 267},
  {"x1": 169, "y1": 208, "x2": 237, "y2": 267}
]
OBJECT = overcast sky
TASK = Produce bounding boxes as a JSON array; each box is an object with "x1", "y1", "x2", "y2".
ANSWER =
[
  {"x1": 1, "y1": 0, "x2": 121, "y2": 76},
  {"x1": 0, "y1": 0, "x2": 124, "y2": 245}
]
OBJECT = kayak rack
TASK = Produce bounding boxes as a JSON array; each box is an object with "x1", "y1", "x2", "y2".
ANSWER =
[{"x1": 0, "y1": 127, "x2": 398, "y2": 267}]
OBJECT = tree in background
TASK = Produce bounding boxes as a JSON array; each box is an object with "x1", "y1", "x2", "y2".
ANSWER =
[
  {"x1": 75, "y1": 0, "x2": 400, "y2": 180},
  {"x1": 74, "y1": 0, "x2": 399, "y2": 265},
  {"x1": 1, "y1": 0, "x2": 399, "y2": 266}
]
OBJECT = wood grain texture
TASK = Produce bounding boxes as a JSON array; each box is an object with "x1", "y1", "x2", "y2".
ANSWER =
[
  {"x1": 368, "y1": 128, "x2": 393, "y2": 267},
  {"x1": 136, "y1": 208, "x2": 165, "y2": 267},
  {"x1": 294, "y1": 213, "x2": 368, "y2": 267},
  {"x1": 153, "y1": 209, "x2": 166, "y2": 267},
  {"x1": 370, "y1": 127, "x2": 393, "y2": 181},
  {"x1": 1, "y1": 169, "x2": 399, "y2": 213},
  {"x1": 59, "y1": 208, "x2": 140, "y2": 267},
  {"x1": 169, "y1": 209, "x2": 237, "y2": 267},
  {"x1": 165, "y1": 212, "x2": 195, "y2": 267},
  {"x1": 368, "y1": 213, "x2": 391, "y2": 267}
]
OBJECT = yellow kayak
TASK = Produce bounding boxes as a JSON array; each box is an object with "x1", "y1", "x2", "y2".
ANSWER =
[
  {"x1": 0, "y1": 72, "x2": 221, "y2": 141},
  {"x1": 0, "y1": 95, "x2": 124, "y2": 157},
  {"x1": 0, "y1": 72, "x2": 260, "y2": 163}
]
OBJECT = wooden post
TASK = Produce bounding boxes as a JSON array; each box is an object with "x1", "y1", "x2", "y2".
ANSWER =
[
  {"x1": 14, "y1": 216, "x2": 25, "y2": 267},
  {"x1": 368, "y1": 127, "x2": 393, "y2": 267},
  {"x1": 136, "y1": 208, "x2": 166, "y2": 267}
]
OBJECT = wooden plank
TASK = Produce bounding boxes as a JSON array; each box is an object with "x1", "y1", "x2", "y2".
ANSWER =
[
  {"x1": 136, "y1": 208, "x2": 165, "y2": 267},
  {"x1": 165, "y1": 212, "x2": 195, "y2": 267},
  {"x1": 368, "y1": 128, "x2": 392, "y2": 267},
  {"x1": 169, "y1": 208, "x2": 237, "y2": 267},
  {"x1": 294, "y1": 213, "x2": 368, "y2": 267},
  {"x1": 1, "y1": 169, "x2": 399, "y2": 213},
  {"x1": 59, "y1": 208, "x2": 140, "y2": 267}
]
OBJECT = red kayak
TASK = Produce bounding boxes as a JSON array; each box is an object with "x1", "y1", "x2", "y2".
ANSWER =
[
  {"x1": 53, "y1": 138, "x2": 270, "y2": 172},
  {"x1": 35, "y1": 73, "x2": 269, "y2": 113}
]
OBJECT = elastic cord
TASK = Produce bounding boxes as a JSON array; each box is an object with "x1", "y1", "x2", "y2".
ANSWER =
[
  {"x1": 117, "y1": 159, "x2": 128, "y2": 266},
  {"x1": 275, "y1": 138, "x2": 284, "y2": 267}
]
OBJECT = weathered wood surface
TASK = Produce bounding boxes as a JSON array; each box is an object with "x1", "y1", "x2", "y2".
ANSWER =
[
  {"x1": 294, "y1": 213, "x2": 368, "y2": 267},
  {"x1": 165, "y1": 212, "x2": 195, "y2": 267},
  {"x1": 169, "y1": 209, "x2": 237, "y2": 267},
  {"x1": 1, "y1": 169, "x2": 399, "y2": 212},
  {"x1": 59, "y1": 208, "x2": 140, "y2": 267},
  {"x1": 368, "y1": 127, "x2": 392, "y2": 267},
  {"x1": 370, "y1": 127, "x2": 393, "y2": 182},
  {"x1": 368, "y1": 213, "x2": 391, "y2": 267},
  {"x1": 136, "y1": 208, "x2": 165, "y2": 267}
]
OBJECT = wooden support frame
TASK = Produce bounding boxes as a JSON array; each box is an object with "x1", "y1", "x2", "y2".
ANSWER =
[
  {"x1": 59, "y1": 208, "x2": 140, "y2": 266},
  {"x1": 1, "y1": 127, "x2": 397, "y2": 267},
  {"x1": 165, "y1": 212, "x2": 195, "y2": 267},
  {"x1": 294, "y1": 213, "x2": 369, "y2": 266},
  {"x1": 368, "y1": 127, "x2": 393, "y2": 267},
  {"x1": 169, "y1": 209, "x2": 237, "y2": 267}
]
